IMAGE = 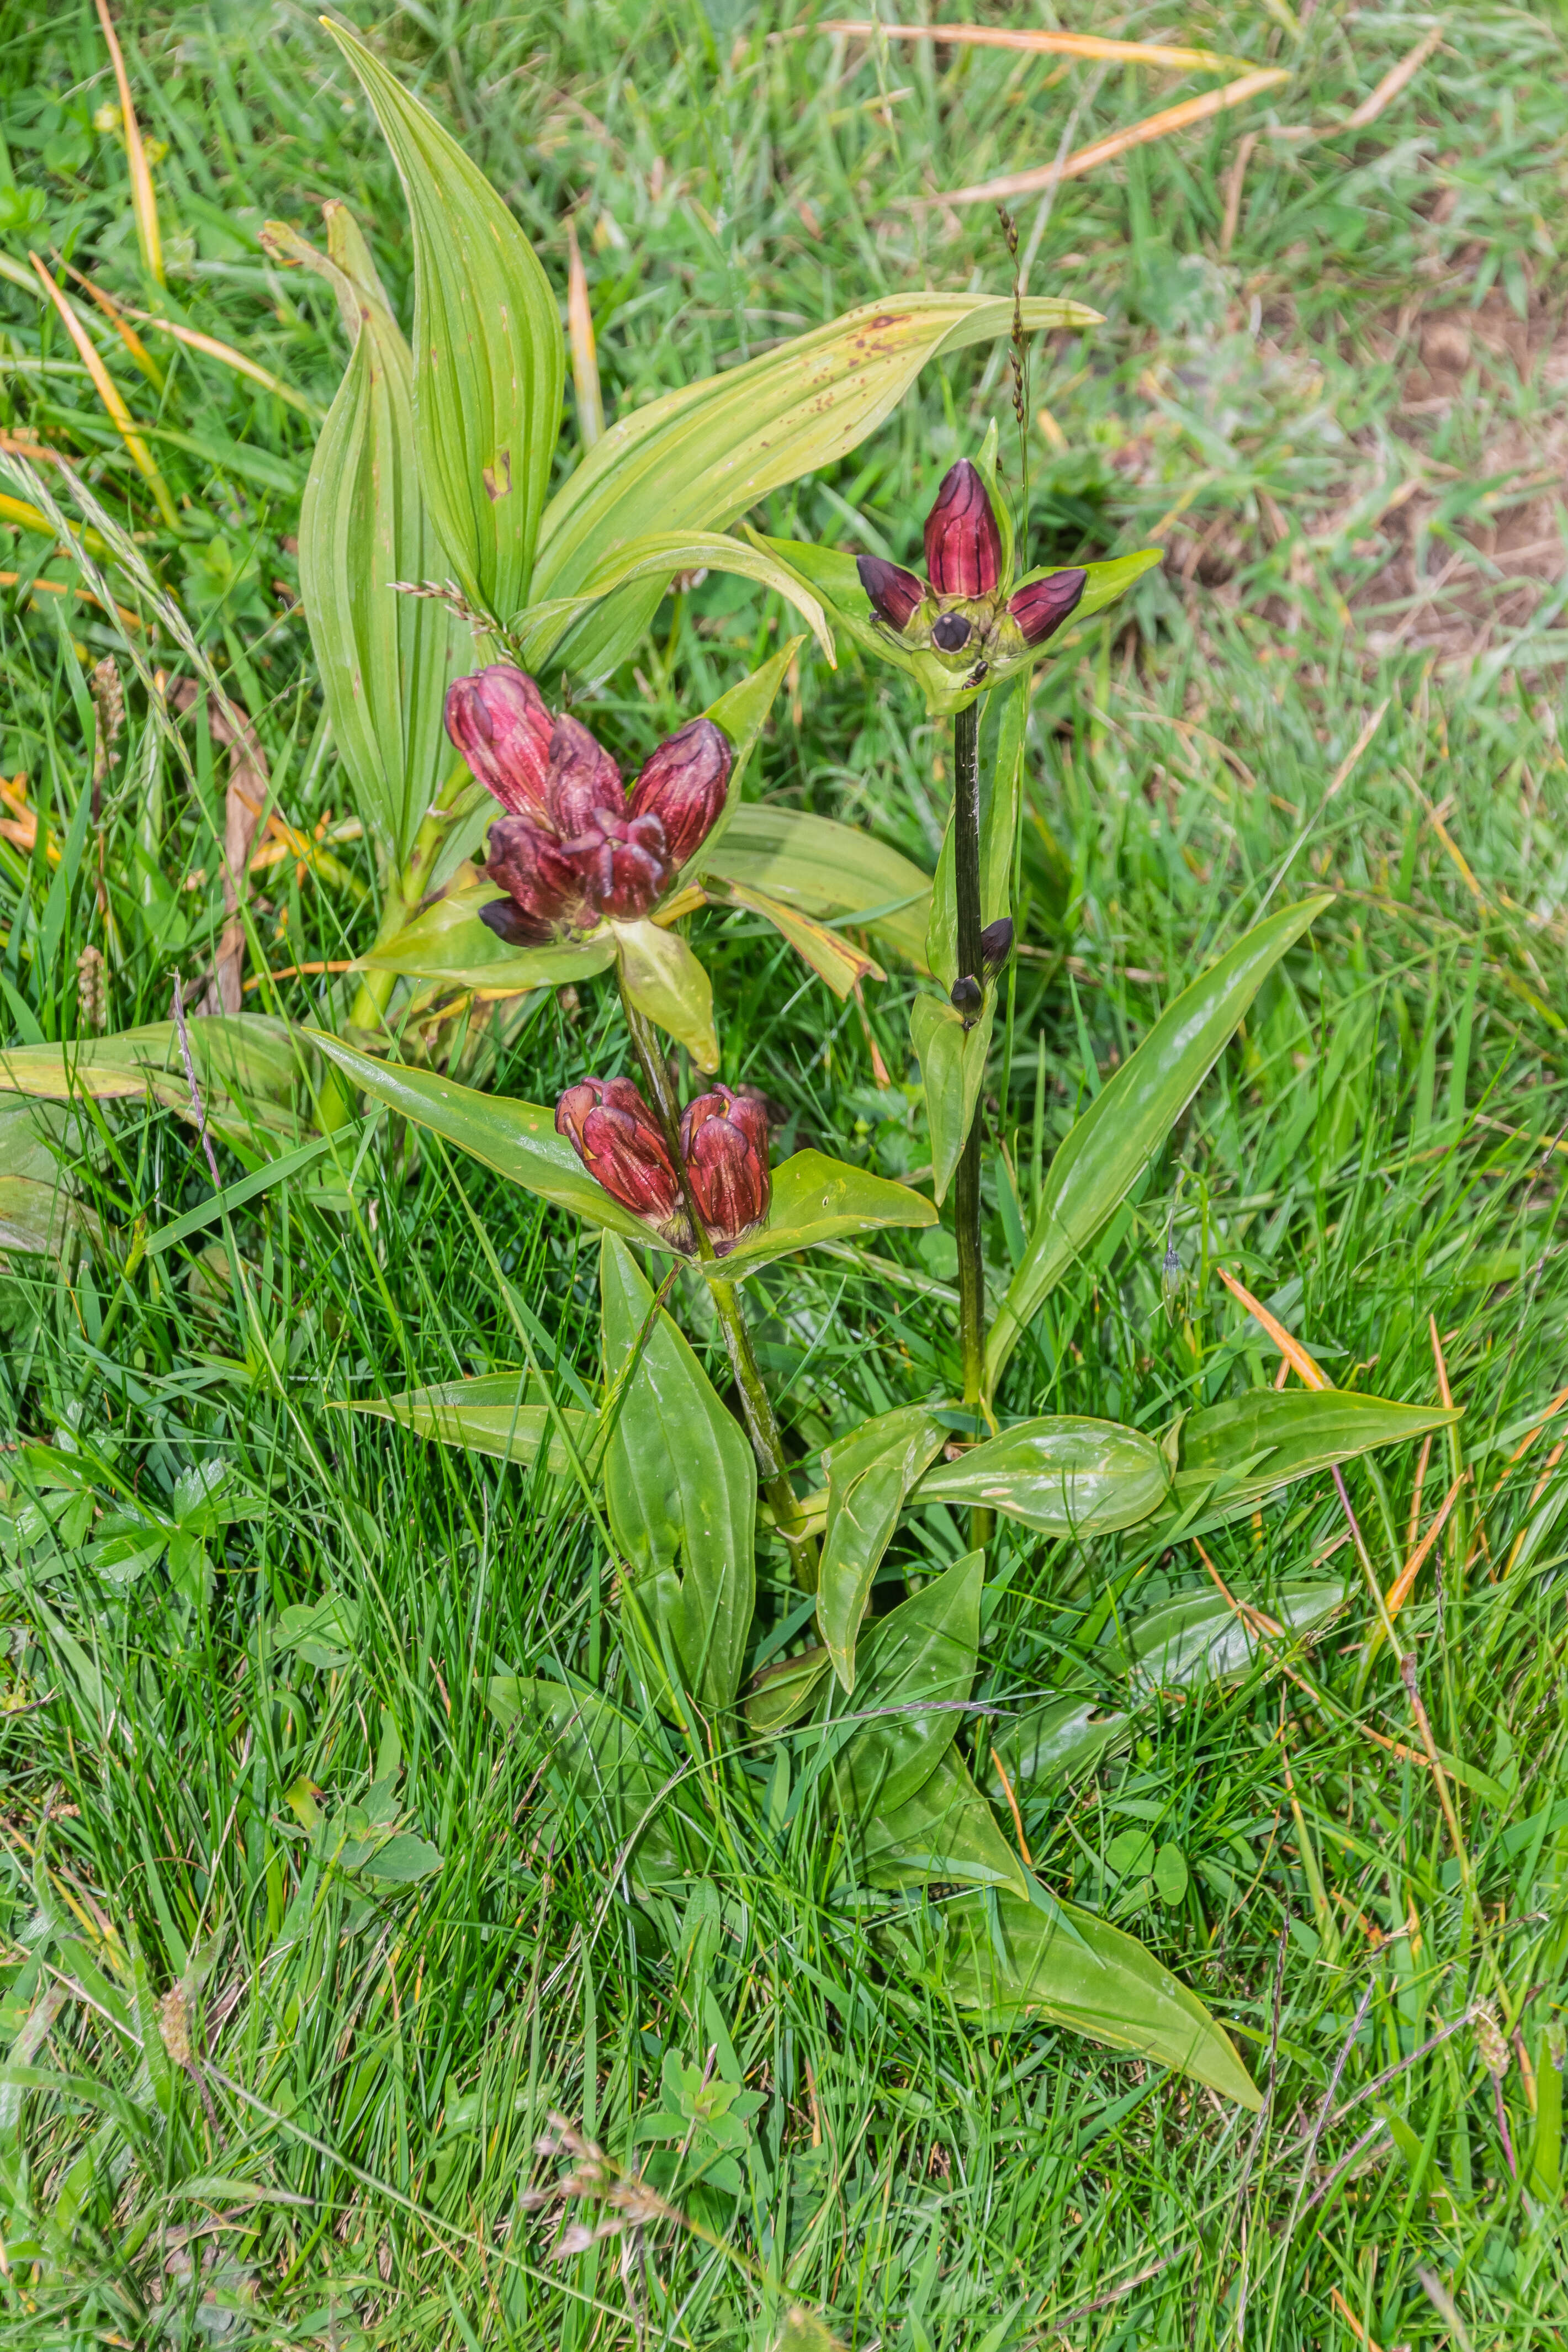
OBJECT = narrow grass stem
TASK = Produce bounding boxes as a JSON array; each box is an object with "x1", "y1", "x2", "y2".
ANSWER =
[
  {"x1": 619, "y1": 981, "x2": 820, "y2": 1591},
  {"x1": 952, "y1": 697, "x2": 994, "y2": 1546}
]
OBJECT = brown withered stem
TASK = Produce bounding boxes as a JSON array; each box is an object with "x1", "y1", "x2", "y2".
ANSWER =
[
  {"x1": 618, "y1": 983, "x2": 821, "y2": 1592},
  {"x1": 951, "y1": 701, "x2": 994, "y2": 1548}
]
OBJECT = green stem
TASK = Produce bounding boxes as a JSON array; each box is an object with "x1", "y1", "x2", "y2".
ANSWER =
[
  {"x1": 317, "y1": 812, "x2": 448, "y2": 1131},
  {"x1": 619, "y1": 982, "x2": 820, "y2": 1592},
  {"x1": 951, "y1": 699, "x2": 994, "y2": 1549}
]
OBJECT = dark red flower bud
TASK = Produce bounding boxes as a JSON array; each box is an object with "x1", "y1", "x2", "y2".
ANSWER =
[
  {"x1": 629, "y1": 717, "x2": 732, "y2": 871},
  {"x1": 556, "y1": 1076, "x2": 692, "y2": 1249},
  {"x1": 444, "y1": 666, "x2": 554, "y2": 818},
  {"x1": 924, "y1": 460, "x2": 1003, "y2": 598},
  {"x1": 680, "y1": 1085, "x2": 770, "y2": 1253},
  {"x1": 1007, "y1": 568, "x2": 1087, "y2": 648},
  {"x1": 560, "y1": 808, "x2": 672, "y2": 921},
  {"x1": 857, "y1": 555, "x2": 926, "y2": 633},
  {"x1": 931, "y1": 611, "x2": 973, "y2": 654},
  {"x1": 481, "y1": 814, "x2": 591, "y2": 944},
  {"x1": 950, "y1": 974, "x2": 983, "y2": 1022},
  {"x1": 979, "y1": 916, "x2": 1014, "y2": 975},
  {"x1": 544, "y1": 714, "x2": 624, "y2": 838}
]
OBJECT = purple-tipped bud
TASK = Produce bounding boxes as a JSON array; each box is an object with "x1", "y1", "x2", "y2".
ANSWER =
[
  {"x1": 857, "y1": 555, "x2": 926, "y2": 633},
  {"x1": 556, "y1": 1077, "x2": 692, "y2": 1248},
  {"x1": 560, "y1": 808, "x2": 671, "y2": 921},
  {"x1": 445, "y1": 666, "x2": 554, "y2": 819},
  {"x1": 979, "y1": 917, "x2": 1014, "y2": 976},
  {"x1": 1007, "y1": 569, "x2": 1087, "y2": 648},
  {"x1": 481, "y1": 814, "x2": 591, "y2": 945},
  {"x1": 680, "y1": 1085, "x2": 770, "y2": 1253},
  {"x1": 950, "y1": 974, "x2": 983, "y2": 1021},
  {"x1": 629, "y1": 718, "x2": 732, "y2": 871},
  {"x1": 924, "y1": 460, "x2": 1002, "y2": 598},
  {"x1": 544, "y1": 714, "x2": 624, "y2": 839}
]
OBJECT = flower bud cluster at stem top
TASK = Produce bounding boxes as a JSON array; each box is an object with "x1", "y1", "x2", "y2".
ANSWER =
[
  {"x1": 444, "y1": 667, "x2": 732, "y2": 949},
  {"x1": 856, "y1": 459, "x2": 1089, "y2": 688},
  {"x1": 556, "y1": 1076, "x2": 770, "y2": 1256}
]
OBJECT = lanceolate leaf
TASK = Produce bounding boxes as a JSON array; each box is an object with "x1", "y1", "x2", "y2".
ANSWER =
[
  {"x1": 827, "y1": 1548, "x2": 982, "y2": 1816},
  {"x1": 917, "y1": 1416, "x2": 1168, "y2": 1537},
  {"x1": 890, "y1": 1885, "x2": 1260, "y2": 2108},
  {"x1": 0, "y1": 1017, "x2": 310, "y2": 1147},
  {"x1": 986, "y1": 896, "x2": 1333, "y2": 1391},
  {"x1": 532, "y1": 292, "x2": 1101, "y2": 681},
  {"x1": 985, "y1": 1697, "x2": 1130, "y2": 1799},
  {"x1": 858, "y1": 1747, "x2": 1029, "y2": 1901},
  {"x1": 817, "y1": 1406, "x2": 948, "y2": 1692},
  {"x1": 345, "y1": 1373, "x2": 597, "y2": 1475},
  {"x1": 910, "y1": 992, "x2": 992, "y2": 1206},
  {"x1": 702, "y1": 1151, "x2": 936, "y2": 1280},
  {"x1": 295, "y1": 202, "x2": 463, "y2": 868},
  {"x1": 327, "y1": 23, "x2": 564, "y2": 621},
  {"x1": 745, "y1": 1646, "x2": 831, "y2": 1736},
  {"x1": 601, "y1": 1236, "x2": 756, "y2": 1717},
  {"x1": 516, "y1": 531, "x2": 835, "y2": 670},
  {"x1": 1123, "y1": 1580, "x2": 1345, "y2": 1689},
  {"x1": 485, "y1": 1678, "x2": 683, "y2": 1884},
  {"x1": 700, "y1": 806, "x2": 933, "y2": 970},
  {"x1": 611, "y1": 919, "x2": 719, "y2": 1073}
]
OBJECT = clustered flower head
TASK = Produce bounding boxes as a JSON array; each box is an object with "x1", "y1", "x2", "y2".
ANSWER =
[
  {"x1": 857, "y1": 458, "x2": 1087, "y2": 685},
  {"x1": 555, "y1": 1074, "x2": 770, "y2": 1256},
  {"x1": 444, "y1": 666, "x2": 732, "y2": 947}
]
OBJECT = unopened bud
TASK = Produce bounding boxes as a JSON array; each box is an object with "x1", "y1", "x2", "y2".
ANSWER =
[
  {"x1": 680, "y1": 1086, "x2": 770, "y2": 1253},
  {"x1": 979, "y1": 917, "x2": 1013, "y2": 976},
  {"x1": 857, "y1": 555, "x2": 925, "y2": 633},
  {"x1": 931, "y1": 612, "x2": 974, "y2": 654},
  {"x1": 556, "y1": 1078, "x2": 692, "y2": 1249},
  {"x1": 924, "y1": 460, "x2": 1002, "y2": 598},
  {"x1": 1007, "y1": 568, "x2": 1087, "y2": 648},
  {"x1": 949, "y1": 974, "x2": 983, "y2": 1021},
  {"x1": 446, "y1": 666, "x2": 554, "y2": 818},
  {"x1": 481, "y1": 815, "x2": 591, "y2": 945},
  {"x1": 628, "y1": 717, "x2": 732, "y2": 870}
]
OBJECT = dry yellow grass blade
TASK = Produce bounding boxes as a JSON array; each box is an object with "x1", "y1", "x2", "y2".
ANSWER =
[
  {"x1": 28, "y1": 255, "x2": 179, "y2": 528},
  {"x1": 1215, "y1": 1263, "x2": 1329, "y2": 1389},
  {"x1": 565, "y1": 216, "x2": 603, "y2": 449},
  {"x1": 1384, "y1": 1472, "x2": 1466, "y2": 1618},
  {"x1": 944, "y1": 67, "x2": 1289, "y2": 205},
  {"x1": 1270, "y1": 27, "x2": 1446, "y2": 145},
  {"x1": 815, "y1": 20, "x2": 1251, "y2": 74},
  {"x1": 60, "y1": 263, "x2": 166, "y2": 390},
  {"x1": 93, "y1": 0, "x2": 164, "y2": 286},
  {"x1": 125, "y1": 310, "x2": 319, "y2": 418}
]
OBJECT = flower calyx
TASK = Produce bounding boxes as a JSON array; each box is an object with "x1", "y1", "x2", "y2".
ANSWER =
[
  {"x1": 557, "y1": 1075, "x2": 771, "y2": 1256},
  {"x1": 445, "y1": 667, "x2": 732, "y2": 949}
]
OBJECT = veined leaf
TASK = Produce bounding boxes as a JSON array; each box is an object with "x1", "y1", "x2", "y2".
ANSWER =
[
  {"x1": 703, "y1": 1150, "x2": 936, "y2": 1280},
  {"x1": 486, "y1": 1678, "x2": 684, "y2": 1885},
  {"x1": 910, "y1": 991, "x2": 992, "y2": 1207},
  {"x1": 601, "y1": 1236, "x2": 756, "y2": 1717},
  {"x1": 858, "y1": 1746, "x2": 1029, "y2": 1900},
  {"x1": 723, "y1": 880, "x2": 884, "y2": 999},
  {"x1": 917, "y1": 1416, "x2": 1168, "y2": 1537},
  {"x1": 360, "y1": 889, "x2": 617, "y2": 987},
  {"x1": 532, "y1": 292, "x2": 1101, "y2": 681},
  {"x1": 610, "y1": 918, "x2": 718, "y2": 1073},
  {"x1": 516, "y1": 530, "x2": 834, "y2": 670},
  {"x1": 1124, "y1": 1580, "x2": 1344, "y2": 1689},
  {"x1": 986, "y1": 897, "x2": 1332, "y2": 1391},
  {"x1": 328, "y1": 23, "x2": 563, "y2": 620},
  {"x1": 986, "y1": 1697, "x2": 1130, "y2": 1799},
  {"x1": 745, "y1": 1645, "x2": 830, "y2": 1736},
  {"x1": 295, "y1": 203, "x2": 463, "y2": 868},
  {"x1": 827, "y1": 1548, "x2": 981, "y2": 1816},
  {"x1": 700, "y1": 806, "x2": 932, "y2": 970},
  {"x1": 890, "y1": 1884, "x2": 1260, "y2": 2107},
  {"x1": 0, "y1": 1017, "x2": 310, "y2": 1148},
  {"x1": 345, "y1": 1372, "x2": 597, "y2": 1475},
  {"x1": 818, "y1": 1406, "x2": 949, "y2": 1692}
]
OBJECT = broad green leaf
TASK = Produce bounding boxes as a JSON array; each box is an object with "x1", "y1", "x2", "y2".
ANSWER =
[
  {"x1": 0, "y1": 1102, "x2": 92, "y2": 1257},
  {"x1": 704, "y1": 1150, "x2": 936, "y2": 1280},
  {"x1": 295, "y1": 202, "x2": 464, "y2": 867},
  {"x1": 273, "y1": 1592, "x2": 360, "y2": 1672},
  {"x1": 1140, "y1": 1387, "x2": 1463, "y2": 1551},
  {"x1": 0, "y1": 1016, "x2": 311, "y2": 1148},
  {"x1": 533, "y1": 292, "x2": 1101, "y2": 681},
  {"x1": 306, "y1": 1030, "x2": 657, "y2": 1243},
  {"x1": 723, "y1": 880, "x2": 884, "y2": 999},
  {"x1": 328, "y1": 24, "x2": 563, "y2": 620},
  {"x1": 817, "y1": 1405, "x2": 948, "y2": 1692},
  {"x1": 601, "y1": 1236, "x2": 756, "y2": 1715},
  {"x1": 345, "y1": 1372, "x2": 597, "y2": 1474},
  {"x1": 986, "y1": 896, "x2": 1333, "y2": 1391},
  {"x1": 359, "y1": 886, "x2": 617, "y2": 988},
  {"x1": 828, "y1": 1548, "x2": 981, "y2": 1816},
  {"x1": 857, "y1": 1746, "x2": 1029, "y2": 1901},
  {"x1": 700, "y1": 805, "x2": 932, "y2": 970},
  {"x1": 363, "y1": 1833, "x2": 443, "y2": 1886},
  {"x1": 516, "y1": 530, "x2": 835, "y2": 670},
  {"x1": 985, "y1": 1697, "x2": 1130, "y2": 1799},
  {"x1": 1121, "y1": 1580, "x2": 1345, "y2": 1689},
  {"x1": 889, "y1": 1885, "x2": 1260, "y2": 2107},
  {"x1": 611, "y1": 918, "x2": 718, "y2": 1073},
  {"x1": 917, "y1": 1416, "x2": 1167, "y2": 1536},
  {"x1": 485, "y1": 1678, "x2": 684, "y2": 1884},
  {"x1": 910, "y1": 992, "x2": 992, "y2": 1206},
  {"x1": 926, "y1": 673, "x2": 1029, "y2": 989},
  {"x1": 691, "y1": 637, "x2": 804, "y2": 868},
  {"x1": 745, "y1": 1646, "x2": 830, "y2": 1736}
]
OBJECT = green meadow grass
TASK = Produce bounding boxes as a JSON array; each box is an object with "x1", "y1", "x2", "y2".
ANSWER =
[{"x1": 2, "y1": 3, "x2": 1567, "y2": 2345}]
